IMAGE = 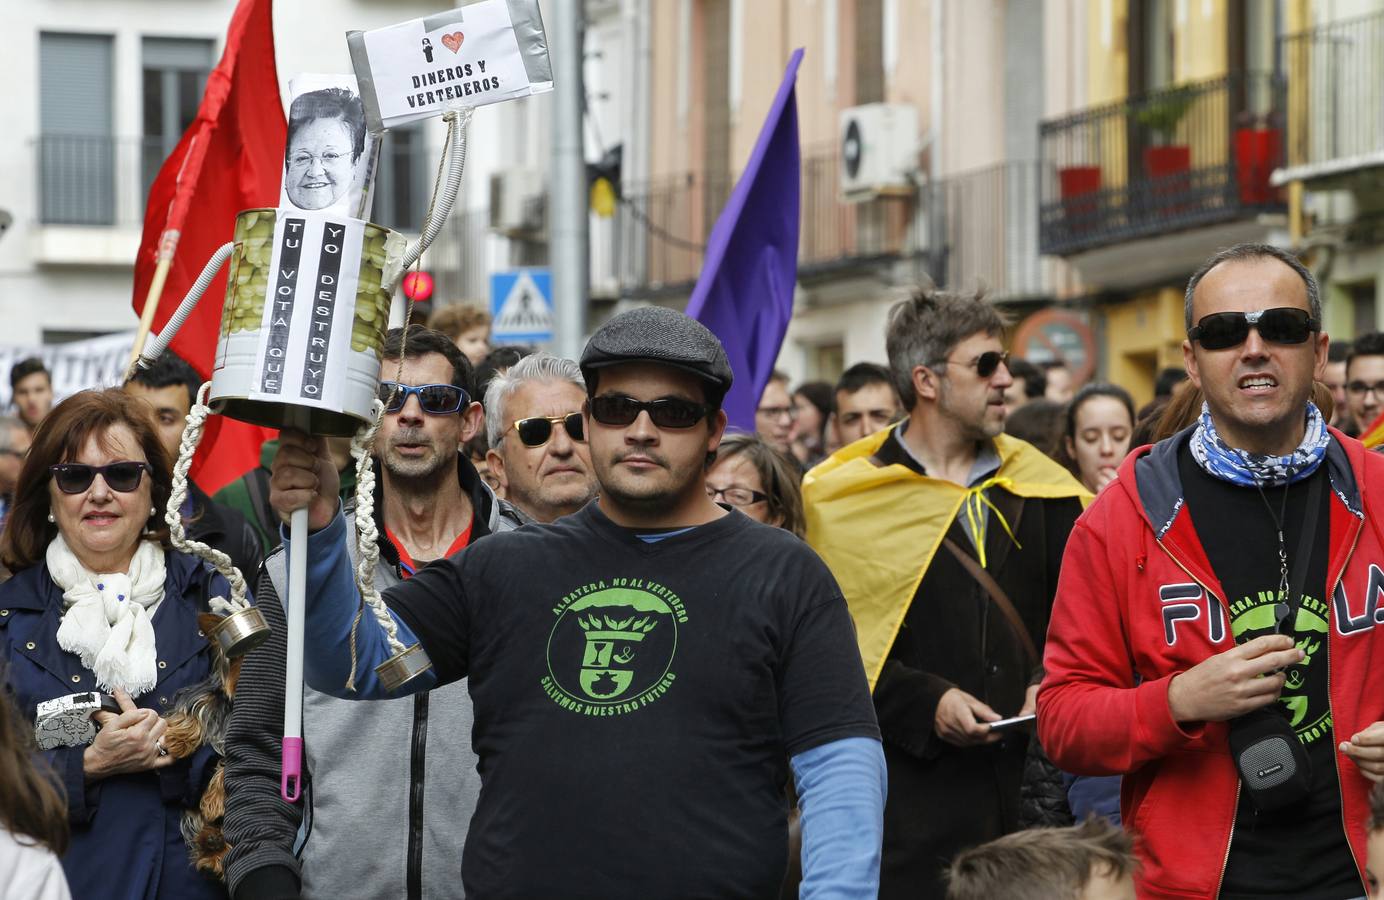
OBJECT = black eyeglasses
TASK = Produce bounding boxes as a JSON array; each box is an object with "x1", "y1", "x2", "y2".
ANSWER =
[
  {"x1": 939, "y1": 350, "x2": 1010, "y2": 379},
  {"x1": 511, "y1": 413, "x2": 585, "y2": 447},
  {"x1": 378, "y1": 382, "x2": 468, "y2": 415},
  {"x1": 1188, "y1": 307, "x2": 1319, "y2": 351},
  {"x1": 706, "y1": 485, "x2": 769, "y2": 507},
  {"x1": 588, "y1": 395, "x2": 711, "y2": 429},
  {"x1": 1347, "y1": 380, "x2": 1384, "y2": 399},
  {"x1": 49, "y1": 462, "x2": 151, "y2": 495}
]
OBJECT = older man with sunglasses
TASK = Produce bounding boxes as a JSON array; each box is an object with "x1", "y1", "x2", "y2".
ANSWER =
[
  {"x1": 223, "y1": 325, "x2": 522, "y2": 900},
  {"x1": 803, "y1": 286, "x2": 1090, "y2": 900},
  {"x1": 1040, "y1": 243, "x2": 1384, "y2": 900},
  {"x1": 483, "y1": 352, "x2": 596, "y2": 525},
  {"x1": 264, "y1": 307, "x2": 886, "y2": 899}
]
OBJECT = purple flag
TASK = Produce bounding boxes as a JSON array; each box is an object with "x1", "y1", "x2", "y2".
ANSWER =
[{"x1": 686, "y1": 49, "x2": 803, "y2": 431}]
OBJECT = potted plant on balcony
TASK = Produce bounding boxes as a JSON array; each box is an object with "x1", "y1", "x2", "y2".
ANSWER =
[
  {"x1": 1135, "y1": 85, "x2": 1196, "y2": 209},
  {"x1": 1136, "y1": 86, "x2": 1195, "y2": 171}
]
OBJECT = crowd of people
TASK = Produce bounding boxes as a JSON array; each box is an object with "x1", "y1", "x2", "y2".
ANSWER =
[{"x1": 5, "y1": 242, "x2": 1384, "y2": 899}]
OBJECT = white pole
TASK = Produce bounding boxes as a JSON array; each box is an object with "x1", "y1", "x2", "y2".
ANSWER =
[
  {"x1": 281, "y1": 410, "x2": 311, "y2": 803},
  {"x1": 550, "y1": 0, "x2": 588, "y2": 359}
]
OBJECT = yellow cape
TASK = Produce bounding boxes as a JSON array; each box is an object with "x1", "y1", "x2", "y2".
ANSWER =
[{"x1": 803, "y1": 426, "x2": 1092, "y2": 691}]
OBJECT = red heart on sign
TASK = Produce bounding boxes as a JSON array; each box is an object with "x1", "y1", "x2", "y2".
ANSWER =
[{"x1": 441, "y1": 32, "x2": 464, "y2": 53}]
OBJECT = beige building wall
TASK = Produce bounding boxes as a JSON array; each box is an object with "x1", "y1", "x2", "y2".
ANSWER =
[
  {"x1": 938, "y1": 0, "x2": 1006, "y2": 176},
  {"x1": 1043, "y1": 0, "x2": 1088, "y2": 119},
  {"x1": 1087, "y1": 0, "x2": 1128, "y2": 105},
  {"x1": 648, "y1": 2, "x2": 691, "y2": 183}
]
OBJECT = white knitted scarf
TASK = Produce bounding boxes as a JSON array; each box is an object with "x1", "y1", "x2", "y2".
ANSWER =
[{"x1": 48, "y1": 535, "x2": 166, "y2": 696}]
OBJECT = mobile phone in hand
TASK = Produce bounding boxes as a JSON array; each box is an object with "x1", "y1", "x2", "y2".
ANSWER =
[{"x1": 987, "y1": 713, "x2": 1036, "y2": 733}]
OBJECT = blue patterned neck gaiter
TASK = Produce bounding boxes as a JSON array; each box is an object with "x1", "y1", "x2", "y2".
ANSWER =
[{"x1": 1189, "y1": 402, "x2": 1330, "y2": 487}]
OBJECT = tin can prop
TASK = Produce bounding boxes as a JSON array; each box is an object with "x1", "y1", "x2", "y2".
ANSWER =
[{"x1": 210, "y1": 208, "x2": 407, "y2": 436}]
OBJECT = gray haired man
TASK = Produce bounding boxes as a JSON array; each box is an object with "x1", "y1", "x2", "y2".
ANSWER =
[{"x1": 484, "y1": 353, "x2": 597, "y2": 524}]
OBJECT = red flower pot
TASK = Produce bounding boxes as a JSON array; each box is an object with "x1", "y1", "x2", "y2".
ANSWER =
[
  {"x1": 1235, "y1": 127, "x2": 1282, "y2": 205},
  {"x1": 1058, "y1": 166, "x2": 1102, "y2": 231},
  {"x1": 1143, "y1": 145, "x2": 1191, "y2": 215}
]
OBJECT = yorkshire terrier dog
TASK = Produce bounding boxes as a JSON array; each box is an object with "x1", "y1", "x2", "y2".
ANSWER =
[{"x1": 163, "y1": 611, "x2": 244, "y2": 879}]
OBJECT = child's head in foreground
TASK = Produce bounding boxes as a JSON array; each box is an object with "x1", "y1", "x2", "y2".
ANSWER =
[
  {"x1": 947, "y1": 818, "x2": 1136, "y2": 900},
  {"x1": 1367, "y1": 782, "x2": 1384, "y2": 896}
]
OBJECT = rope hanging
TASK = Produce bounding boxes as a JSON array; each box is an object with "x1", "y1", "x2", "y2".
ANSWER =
[
  {"x1": 344, "y1": 398, "x2": 409, "y2": 691},
  {"x1": 340, "y1": 108, "x2": 474, "y2": 691},
  {"x1": 166, "y1": 381, "x2": 250, "y2": 616}
]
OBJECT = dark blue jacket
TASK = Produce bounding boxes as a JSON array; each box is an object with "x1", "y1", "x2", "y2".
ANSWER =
[{"x1": 0, "y1": 551, "x2": 229, "y2": 900}]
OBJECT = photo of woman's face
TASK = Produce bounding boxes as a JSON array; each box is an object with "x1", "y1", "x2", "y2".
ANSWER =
[{"x1": 285, "y1": 117, "x2": 356, "y2": 211}]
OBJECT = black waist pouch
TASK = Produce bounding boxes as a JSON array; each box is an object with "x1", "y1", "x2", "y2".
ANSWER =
[{"x1": 1228, "y1": 705, "x2": 1311, "y2": 812}]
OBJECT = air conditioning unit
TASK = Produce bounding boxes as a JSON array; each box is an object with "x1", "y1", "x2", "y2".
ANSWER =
[
  {"x1": 489, "y1": 168, "x2": 545, "y2": 236},
  {"x1": 839, "y1": 103, "x2": 919, "y2": 201}
]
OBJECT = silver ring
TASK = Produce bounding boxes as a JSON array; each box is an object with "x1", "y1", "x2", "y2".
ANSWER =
[{"x1": 156, "y1": 742, "x2": 169, "y2": 757}]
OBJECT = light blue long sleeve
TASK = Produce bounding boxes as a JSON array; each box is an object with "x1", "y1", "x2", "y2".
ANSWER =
[
  {"x1": 280, "y1": 510, "x2": 436, "y2": 699},
  {"x1": 792, "y1": 736, "x2": 887, "y2": 899}
]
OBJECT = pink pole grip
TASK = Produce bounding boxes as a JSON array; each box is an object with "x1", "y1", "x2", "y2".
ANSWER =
[{"x1": 281, "y1": 737, "x2": 303, "y2": 802}]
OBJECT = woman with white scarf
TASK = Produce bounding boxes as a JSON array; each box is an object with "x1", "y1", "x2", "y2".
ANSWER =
[{"x1": 0, "y1": 389, "x2": 231, "y2": 900}]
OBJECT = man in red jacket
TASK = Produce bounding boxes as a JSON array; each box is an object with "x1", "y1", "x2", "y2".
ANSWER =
[{"x1": 1040, "y1": 243, "x2": 1384, "y2": 900}]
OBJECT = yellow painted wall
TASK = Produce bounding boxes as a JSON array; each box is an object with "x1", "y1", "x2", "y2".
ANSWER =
[
  {"x1": 1102, "y1": 286, "x2": 1187, "y2": 405},
  {"x1": 1173, "y1": 1, "x2": 1227, "y2": 82},
  {"x1": 1087, "y1": 0, "x2": 1128, "y2": 105}
]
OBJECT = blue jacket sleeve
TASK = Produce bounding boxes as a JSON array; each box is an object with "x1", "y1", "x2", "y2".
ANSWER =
[
  {"x1": 792, "y1": 736, "x2": 886, "y2": 900},
  {"x1": 42, "y1": 744, "x2": 99, "y2": 824},
  {"x1": 280, "y1": 511, "x2": 435, "y2": 700}
]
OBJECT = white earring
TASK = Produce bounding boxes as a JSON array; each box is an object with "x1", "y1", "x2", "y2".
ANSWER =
[
  {"x1": 46, "y1": 511, "x2": 55, "y2": 523},
  {"x1": 150, "y1": 506, "x2": 157, "y2": 517}
]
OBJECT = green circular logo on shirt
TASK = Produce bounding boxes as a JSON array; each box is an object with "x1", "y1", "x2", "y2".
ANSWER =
[
  {"x1": 542, "y1": 580, "x2": 687, "y2": 716},
  {"x1": 1228, "y1": 592, "x2": 1332, "y2": 743}
]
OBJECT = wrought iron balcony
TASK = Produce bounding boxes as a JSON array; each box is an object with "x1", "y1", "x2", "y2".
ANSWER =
[
  {"x1": 1278, "y1": 11, "x2": 1384, "y2": 185},
  {"x1": 610, "y1": 146, "x2": 924, "y2": 298},
  {"x1": 1038, "y1": 73, "x2": 1287, "y2": 257}
]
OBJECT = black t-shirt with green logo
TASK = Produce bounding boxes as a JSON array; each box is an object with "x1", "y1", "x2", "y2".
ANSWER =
[
  {"x1": 384, "y1": 503, "x2": 880, "y2": 899},
  {"x1": 1179, "y1": 445, "x2": 1361, "y2": 899}
]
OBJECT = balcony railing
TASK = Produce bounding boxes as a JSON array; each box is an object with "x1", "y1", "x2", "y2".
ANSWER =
[
  {"x1": 1038, "y1": 73, "x2": 1286, "y2": 257},
  {"x1": 33, "y1": 135, "x2": 167, "y2": 228},
  {"x1": 932, "y1": 161, "x2": 1067, "y2": 300},
  {"x1": 611, "y1": 147, "x2": 923, "y2": 297},
  {"x1": 1280, "y1": 11, "x2": 1384, "y2": 181},
  {"x1": 798, "y1": 150, "x2": 920, "y2": 276}
]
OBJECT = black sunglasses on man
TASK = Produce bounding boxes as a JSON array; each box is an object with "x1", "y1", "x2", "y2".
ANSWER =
[{"x1": 1188, "y1": 307, "x2": 1319, "y2": 351}]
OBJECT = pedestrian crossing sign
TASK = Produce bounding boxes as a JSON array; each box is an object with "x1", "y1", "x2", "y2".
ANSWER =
[{"x1": 489, "y1": 269, "x2": 554, "y2": 344}]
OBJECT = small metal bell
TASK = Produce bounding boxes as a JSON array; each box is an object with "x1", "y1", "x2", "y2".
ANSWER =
[
  {"x1": 206, "y1": 606, "x2": 272, "y2": 657},
  {"x1": 375, "y1": 643, "x2": 433, "y2": 692}
]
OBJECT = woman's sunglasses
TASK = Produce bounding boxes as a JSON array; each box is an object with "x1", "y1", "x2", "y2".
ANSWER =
[
  {"x1": 511, "y1": 413, "x2": 585, "y2": 448},
  {"x1": 377, "y1": 382, "x2": 468, "y2": 415},
  {"x1": 49, "y1": 462, "x2": 151, "y2": 495},
  {"x1": 588, "y1": 395, "x2": 710, "y2": 429},
  {"x1": 1187, "y1": 307, "x2": 1318, "y2": 351}
]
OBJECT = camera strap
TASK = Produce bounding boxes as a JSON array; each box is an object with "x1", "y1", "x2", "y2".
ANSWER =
[{"x1": 1253, "y1": 469, "x2": 1323, "y2": 637}]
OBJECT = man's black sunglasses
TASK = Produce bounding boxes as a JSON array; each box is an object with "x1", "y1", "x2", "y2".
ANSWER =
[
  {"x1": 589, "y1": 395, "x2": 711, "y2": 429},
  {"x1": 939, "y1": 350, "x2": 1010, "y2": 379},
  {"x1": 1188, "y1": 307, "x2": 1319, "y2": 351},
  {"x1": 49, "y1": 462, "x2": 151, "y2": 495},
  {"x1": 512, "y1": 413, "x2": 585, "y2": 448},
  {"x1": 377, "y1": 382, "x2": 468, "y2": 415}
]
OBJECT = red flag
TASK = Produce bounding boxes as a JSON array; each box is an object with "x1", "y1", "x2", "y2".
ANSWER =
[{"x1": 132, "y1": 0, "x2": 284, "y2": 494}]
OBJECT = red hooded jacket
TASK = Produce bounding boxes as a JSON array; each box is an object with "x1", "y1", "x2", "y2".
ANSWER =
[{"x1": 1039, "y1": 427, "x2": 1384, "y2": 899}]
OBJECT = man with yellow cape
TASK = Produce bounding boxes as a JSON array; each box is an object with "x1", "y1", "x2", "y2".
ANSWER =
[{"x1": 804, "y1": 288, "x2": 1091, "y2": 900}]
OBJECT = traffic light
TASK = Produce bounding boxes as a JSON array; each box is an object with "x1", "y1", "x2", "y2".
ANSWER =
[{"x1": 587, "y1": 144, "x2": 621, "y2": 218}]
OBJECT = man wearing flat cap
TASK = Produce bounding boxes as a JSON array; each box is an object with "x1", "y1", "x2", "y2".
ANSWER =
[{"x1": 268, "y1": 307, "x2": 886, "y2": 899}]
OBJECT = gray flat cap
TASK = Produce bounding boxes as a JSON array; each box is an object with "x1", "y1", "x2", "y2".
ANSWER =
[{"x1": 580, "y1": 306, "x2": 733, "y2": 394}]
